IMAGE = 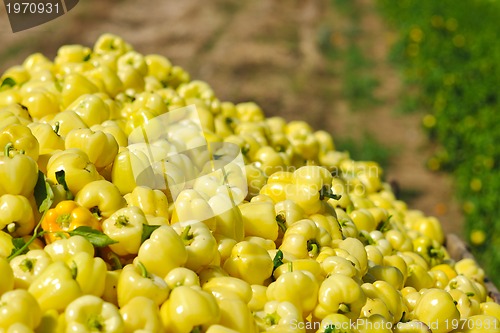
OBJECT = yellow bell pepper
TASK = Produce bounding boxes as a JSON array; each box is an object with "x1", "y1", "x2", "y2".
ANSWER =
[
  {"x1": 202, "y1": 276, "x2": 252, "y2": 303},
  {"x1": 267, "y1": 270, "x2": 319, "y2": 318},
  {"x1": 119, "y1": 296, "x2": 164, "y2": 333},
  {"x1": 320, "y1": 255, "x2": 360, "y2": 281},
  {"x1": 65, "y1": 128, "x2": 118, "y2": 169},
  {"x1": 210, "y1": 192, "x2": 244, "y2": 242},
  {"x1": 101, "y1": 269, "x2": 121, "y2": 307},
  {"x1": 454, "y1": 258, "x2": 485, "y2": 284},
  {"x1": 456, "y1": 314, "x2": 500, "y2": 332},
  {"x1": 314, "y1": 273, "x2": 367, "y2": 321},
  {"x1": 171, "y1": 189, "x2": 217, "y2": 231},
  {"x1": 0, "y1": 144, "x2": 38, "y2": 197},
  {"x1": 0, "y1": 194, "x2": 35, "y2": 237},
  {"x1": 446, "y1": 274, "x2": 485, "y2": 303},
  {"x1": 68, "y1": 252, "x2": 107, "y2": 297},
  {"x1": 239, "y1": 201, "x2": 279, "y2": 241},
  {"x1": 254, "y1": 300, "x2": 305, "y2": 332},
  {"x1": 480, "y1": 302, "x2": 500, "y2": 321},
  {"x1": 101, "y1": 206, "x2": 147, "y2": 256},
  {"x1": 0, "y1": 256, "x2": 14, "y2": 295},
  {"x1": 160, "y1": 285, "x2": 220, "y2": 333},
  {"x1": 164, "y1": 267, "x2": 200, "y2": 289},
  {"x1": 27, "y1": 122, "x2": 65, "y2": 152},
  {"x1": 0, "y1": 124, "x2": 39, "y2": 161},
  {"x1": 223, "y1": 240, "x2": 273, "y2": 285},
  {"x1": 9, "y1": 249, "x2": 52, "y2": 289},
  {"x1": 448, "y1": 288, "x2": 480, "y2": 319},
  {"x1": 65, "y1": 93, "x2": 111, "y2": 127},
  {"x1": 111, "y1": 149, "x2": 157, "y2": 195},
  {"x1": 64, "y1": 295, "x2": 124, "y2": 333},
  {"x1": 216, "y1": 298, "x2": 260, "y2": 333},
  {"x1": 280, "y1": 219, "x2": 332, "y2": 259},
  {"x1": 361, "y1": 280, "x2": 405, "y2": 324},
  {"x1": 123, "y1": 185, "x2": 169, "y2": 219},
  {"x1": 41, "y1": 200, "x2": 101, "y2": 244},
  {"x1": 75, "y1": 180, "x2": 126, "y2": 220},
  {"x1": 137, "y1": 225, "x2": 188, "y2": 278},
  {"x1": 60, "y1": 73, "x2": 99, "y2": 109},
  {"x1": 413, "y1": 288, "x2": 460, "y2": 333},
  {"x1": 0, "y1": 289, "x2": 41, "y2": 330},
  {"x1": 172, "y1": 220, "x2": 218, "y2": 272},
  {"x1": 366, "y1": 265, "x2": 405, "y2": 290},
  {"x1": 46, "y1": 148, "x2": 103, "y2": 195},
  {"x1": 44, "y1": 110, "x2": 88, "y2": 139},
  {"x1": 117, "y1": 262, "x2": 169, "y2": 307},
  {"x1": 28, "y1": 260, "x2": 82, "y2": 312},
  {"x1": 43, "y1": 235, "x2": 95, "y2": 263}
]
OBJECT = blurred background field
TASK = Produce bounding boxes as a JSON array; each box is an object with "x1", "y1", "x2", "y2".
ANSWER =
[{"x1": 1, "y1": 0, "x2": 498, "y2": 284}]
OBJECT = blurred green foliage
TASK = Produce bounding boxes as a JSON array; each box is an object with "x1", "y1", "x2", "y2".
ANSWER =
[{"x1": 377, "y1": 0, "x2": 500, "y2": 285}]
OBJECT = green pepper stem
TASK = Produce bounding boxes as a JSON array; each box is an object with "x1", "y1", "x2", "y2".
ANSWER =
[
  {"x1": 137, "y1": 261, "x2": 150, "y2": 278},
  {"x1": 180, "y1": 225, "x2": 193, "y2": 244},
  {"x1": 276, "y1": 213, "x2": 287, "y2": 233},
  {"x1": 319, "y1": 185, "x2": 342, "y2": 201},
  {"x1": 338, "y1": 303, "x2": 350, "y2": 314},
  {"x1": 53, "y1": 122, "x2": 60, "y2": 135},
  {"x1": 4, "y1": 143, "x2": 14, "y2": 157}
]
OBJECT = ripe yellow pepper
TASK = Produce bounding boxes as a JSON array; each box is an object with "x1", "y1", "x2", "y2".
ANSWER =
[
  {"x1": 117, "y1": 262, "x2": 169, "y2": 307},
  {"x1": 267, "y1": 270, "x2": 319, "y2": 318},
  {"x1": 254, "y1": 300, "x2": 305, "y2": 332},
  {"x1": 239, "y1": 201, "x2": 279, "y2": 241},
  {"x1": 111, "y1": 149, "x2": 157, "y2": 195},
  {"x1": 0, "y1": 289, "x2": 41, "y2": 330},
  {"x1": 46, "y1": 148, "x2": 103, "y2": 195},
  {"x1": 0, "y1": 143, "x2": 38, "y2": 197},
  {"x1": 137, "y1": 225, "x2": 188, "y2": 278},
  {"x1": 9, "y1": 249, "x2": 52, "y2": 289},
  {"x1": 68, "y1": 252, "x2": 107, "y2": 297},
  {"x1": 280, "y1": 219, "x2": 332, "y2": 259},
  {"x1": 64, "y1": 295, "x2": 124, "y2": 333},
  {"x1": 413, "y1": 288, "x2": 460, "y2": 333},
  {"x1": 43, "y1": 235, "x2": 95, "y2": 263},
  {"x1": 314, "y1": 273, "x2": 367, "y2": 321},
  {"x1": 123, "y1": 185, "x2": 170, "y2": 219},
  {"x1": 75, "y1": 180, "x2": 126, "y2": 220},
  {"x1": 0, "y1": 124, "x2": 39, "y2": 161},
  {"x1": 0, "y1": 194, "x2": 35, "y2": 237},
  {"x1": 102, "y1": 206, "x2": 147, "y2": 256},
  {"x1": 65, "y1": 128, "x2": 119, "y2": 169},
  {"x1": 41, "y1": 200, "x2": 100, "y2": 244},
  {"x1": 119, "y1": 296, "x2": 164, "y2": 333},
  {"x1": 28, "y1": 260, "x2": 82, "y2": 312},
  {"x1": 160, "y1": 285, "x2": 220, "y2": 333},
  {"x1": 223, "y1": 241, "x2": 273, "y2": 285}
]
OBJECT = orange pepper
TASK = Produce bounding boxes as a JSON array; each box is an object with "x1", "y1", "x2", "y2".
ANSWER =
[{"x1": 41, "y1": 200, "x2": 100, "y2": 244}]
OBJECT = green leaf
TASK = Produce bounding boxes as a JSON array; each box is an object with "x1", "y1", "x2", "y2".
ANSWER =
[
  {"x1": 141, "y1": 224, "x2": 161, "y2": 244},
  {"x1": 55, "y1": 170, "x2": 74, "y2": 200},
  {"x1": 34, "y1": 170, "x2": 54, "y2": 213},
  {"x1": 272, "y1": 249, "x2": 284, "y2": 274},
  {"x1": 1, "y1": 77, "x2": 16, "y2": 88},
  {"x1": 9, "y1": 238, "x2": 29, "y2": 257},
  {"x1": 68, "y1": 226, "x2": 117, "y2": 247}
]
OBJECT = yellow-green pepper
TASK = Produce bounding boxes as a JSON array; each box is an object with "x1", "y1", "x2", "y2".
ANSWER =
[
  {"x1": 0, "y1": 289, "x2": 41, "y2": 330},
  {"x1": 0, "y1": 194, "x2": 35, "y2": 237},
  {"x1": 64, "y1": 295, "x2": 124, "y2": 333},
  {"x1": 0, "y1": 144, "x2": 38, "y2": 197}
]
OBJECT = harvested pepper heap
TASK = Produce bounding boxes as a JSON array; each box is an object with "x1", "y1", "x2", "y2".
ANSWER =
[{"x1": 0, "y1": 33, "x2": 499, "y2": 333}]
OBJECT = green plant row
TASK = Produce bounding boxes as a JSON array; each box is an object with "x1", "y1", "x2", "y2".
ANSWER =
[{"x1": 376, "y1": 0, "x2": 500, "y2": 286}]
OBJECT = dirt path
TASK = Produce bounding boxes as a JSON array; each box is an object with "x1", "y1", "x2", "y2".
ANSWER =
[{"x1": 0, "y1": 0, "x2": 463, "y2": 235}]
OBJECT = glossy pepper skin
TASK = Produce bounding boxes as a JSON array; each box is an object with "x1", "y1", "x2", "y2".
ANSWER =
[
  {"x1": 160, "y1": 285, "x2": 220, "y2": 333},
  {"x1": 111, "y1": 149, "x2": 157, "y2": 195},
  {"x1": 279, "y1": 219, "x2": 332, "y2": 259},
  {"x1": 75, "y1": 179, "x2": 126, "y2": 220},
  {"x1": 119, "y1": 296, "x2": 164, "y2": 333},
  {"x1": 9, "y1": 249, "x2": 52, "y2": 289},
  {"x1": 0, "y1": 123, "x2": 40, "y2": 161},
  {"x1": 172, "y1": 220, "x2": 218, "y2": 272},
  {"x1": 123, "y1": 185, "x2": 170, "y2": 219},
  {"x1": 43, "y1": 235, "x2": 95, "y2": 263},
  {"x1": 137, "y1": 224, "x2": 188, "y2": 278},
  {"x1": 0, "y1": 289, "x2": 42, "y2": 330},
  {"x1": 41, "y1": 200, "x2": 100, "y2": 244},
  {"x1": 65, "y1": 128, "x2": 119, "y2": 169},
  {"x1": 0, "y1": 194, "x2": 35, "y2": 237},
  {"x1": 314, "y1": 273, "x2": 367, "y2": 321},
  {"x1": 27, "y1": 260, "x2": 82, "y2": 312},
  {"x1": 223, "y1": 240, "x2": 273, "y2": 285},
  {"x1": 68, "y1": 252, "x2": 107, "y2": 297},
  {"x1": 102, "y1": 206, "x2": 147, "y2": 256},
  {"x1": 413, "y1": 288, "x2": 460, "y2": 333},
  {"x1": 46, "y1": 148, "x2": 103, "y2": 195},
  {"x1": 239, "y1": 201, "x2": 279, "y2": 241},
  {"x1": 117, "y1": 262, "x2": 169, "y2": 307},
  {"x1": 0, "y1": 143, "x2": 38, "y2": 197},
  {"x1": 266, "y1": 270, "x2": 319, "y2": 318},
  {"x1": 64, "y1": 295, "x2": 124, "y2": 333}
]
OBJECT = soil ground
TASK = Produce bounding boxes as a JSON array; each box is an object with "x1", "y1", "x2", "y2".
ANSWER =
[{"x1": 0, "y1": 0, "x2": 463, "y2": 235}]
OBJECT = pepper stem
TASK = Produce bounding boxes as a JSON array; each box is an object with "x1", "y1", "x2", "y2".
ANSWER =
[
  {"x1": 87, "y1": 314, "x2": 104, "y2": 331},
  {"x1": 319, "y1": 185, "x2": 341, "y2": 201},
  {"x1": 338, "y1": 303, "x2": 350, "y2": 314},
  {"x1": 276, "y1": 213, "x2": 287, "y2": 233},
  {"x1": 137, "y1": 261, "x2": 150, "y2": 279},
  {"x1": 180, "y1": 225, "x2": 193, "y2": 245},
  {"x1": 6, "y1": 222, "x2": 17, "y2": 234},
  {"x1": 53, "y1": 122, "x2": 60, "y2": 135},
  {"x1": 4, "y1": 143, "x2": 14, "y2": 157}
]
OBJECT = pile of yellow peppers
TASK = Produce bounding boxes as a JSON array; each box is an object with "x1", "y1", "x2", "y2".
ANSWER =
[{"x1": 0, "y1": 33, "x2": 499, "y2": 333}]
